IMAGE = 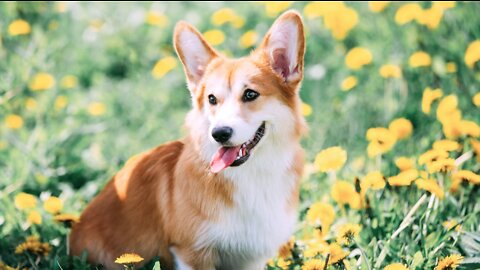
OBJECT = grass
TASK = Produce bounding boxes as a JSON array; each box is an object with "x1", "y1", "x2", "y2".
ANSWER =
[{"x1": 1, "y1": 2, "x2": 480, "y2": 270}]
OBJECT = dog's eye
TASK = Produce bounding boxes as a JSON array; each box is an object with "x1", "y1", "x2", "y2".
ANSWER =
[
  {"x1": 208, "y1": 94, "x2": 217, "y2": 105},
  {"x1": 242, "y1": 89, "x2": 259, "y2": 102}
]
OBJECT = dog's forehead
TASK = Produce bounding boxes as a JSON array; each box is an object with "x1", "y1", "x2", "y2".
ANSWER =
[{"x1": 204, "y1": 58, "x2": 261, "y2": 95}]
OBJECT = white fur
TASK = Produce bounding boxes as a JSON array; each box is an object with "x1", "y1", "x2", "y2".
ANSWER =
[{"x1": 170, "y1": 247, "x2": 195, "y2": 270}]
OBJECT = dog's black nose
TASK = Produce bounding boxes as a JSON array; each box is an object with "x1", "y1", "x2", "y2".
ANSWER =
[{"x1": 212, "y1": 126, "x2": 233, "y2": 143}]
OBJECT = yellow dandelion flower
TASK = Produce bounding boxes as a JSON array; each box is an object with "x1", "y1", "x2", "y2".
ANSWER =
[
  {"x1": 336, "y1": 223, "x2": 361, "y2": 245},
  {"x1": 301, "y1": 102, "x2": 313, "y2": 117},
  {"x1": 409, "y1": 51, "x2": 432, "y2": 68},
  {"x1": 54, "y1": 213, "x2": 80, "y2": 223},
  {"x1": 418, "y1": 149, "x2": 449, "y2": 165},
  {"x1": 0, "y1": 261, "x2": 16, "y2": 270},
  {"x1": 388, "y1": 169, "x2": 418, "y2": 186},
  {"x1": 442, "y1": 116, "x2": 463, "y2": 139},
  {"x1": 435, "y1": 254, "x2": 463, "y2": 270},
  {"x1": 15, "y1": 236, "x2": 51, "y2": 256},
  {"x1": 323, "y1": 6, "x2": 358, "y2": 40},
  {"x1": 384, "y1": 263, "x2": 409, "y2": 270},
  {"x1": 436, "y1": 95, "x2": 458, "y2": 124},
  {"x1": 416, "y1": 7, "x2": 444, "y2": 29},
  {"x1": 379, "y1": 64, "x2": 402, "y2": 78},
  {"x1": 43, "y1": 196, "x2": 63, "y2": 214},
  {"x1": 239, "y1": 30, "x2": 258, "y2": 49},
  {"x1": 54, "y1": 95, "x2": 68, "y2": 110},
  {"x1": 203, "y1": 29, "x2": 225, "y2": 46},
  {"x1": 452, "y1": 170, "x2": 480, "y2": 185},
  {"x1": 369, "y1": 2, "x2": 390, "y2": 13},
  {"x1": 264, "y1": 2, "x2": 292, "y2": 18},
  {"x1": 115, "y1": 253, "x2": 144, "y2": 265},
  {"x1": 8, "y1": 19, "x2": 31, "y2": 36},
  {"x1": 389, "y1": 118, "x2": 413, "y2": 140},
  {"x1": 29, "y1": 72, "x2": 55, "y2": 91},
  {"x1": 303, "y1": 2, "x2": 345, "y2": 19},
  {"x1": 302, "y1": 259, "x2": 325, "y2": 270},
  {"x1": 211, "y1": 8, "x2": 236, "y2": 26},
  {"x1": 145, "y1": 11, "x2": 168, "y2": 27},
  {"x1": 231, "y1": 15, "x2": 245, "y2": 29},
  {"x1": 14, "y1": 193, "x2": 37, "y2": 210},
  {"x1": 471, "y1": 92, "x2": 480, "y2": 107},
  {"x1": 341, "y1": 76, "x2": 357, "y2": 91},
  {"x1": 427, "y1": 158, "x2": 455, "y2": 174},
  {"x1": 472, "y1": 139, "x2": 480, "y2": 162},
  {"x1": 395, "y1": 3, "x2": 422, "y2": 25},
  {"x1": 446, "y1": 62, "x2": 457, "y2": 73},
  {"x1": 306, "y1": 202, "x2": 336, "y2": 231},
  {"x1": 276, "y1": 257, "x2": 290, "y2": 269},
  {"x1": 88, "y1": 102, "x2": 106, "y2": 116},
  {"x1": 465, "y1": 40, "x2": 480, "y2": 68},
  {"x1": 5, "y1": 114, "x2": 24, "y2": 129},
  {"x1": 443, "y1": 220, "x2": 462, "y2": 232},
  {"x1": 395, "y1": 157, "x2": 415, "y2": 171},
  {"x1": 361, "y1": 171, "x2": 385, "y2": 194},
  {"x1": 152, "y1": 56, "x2": 177, "y2": 79},
  {"x1": 345, "y1": 47, "x2": 373, "y2": 70},
  {"x1": 432, "y1": 2, "x2": 456, "y2": 10},
  {"x1": 331, "y1": 181, "x2": 361, "y2": 209},
  {"x1": 415, "y1": 178, "x2": 444, "y2": 199},
  {"x1": 26, "y1": 98, "x2": 37, "y2": 111},
  {"x1": 27, "y1": 210, "x2": 42, "y2": 225},
  {"x1": 314, "y1": 146, "x2": 347, "y2": 172},
  {"x1": 328, "y1": 243, "x2": 348, "y2": 264},
  {"x1": 459, "y1": 120, "x2": 480, "y2": 137},
  {"x1": 60, "y1": 75, "x2": 78, "y2": 89},
  {"x1": 277, "y1": 237, "x2": 295, "y2": 259},
  {"x1": 422, "y1": 87, "x2": 443, "y2": 114},
  {"x1": 366, "y1": 127, "x2": 397, "y2": 157},
  {"x1": 433, "y1": 140, "x2": 460, "y2": 152}
]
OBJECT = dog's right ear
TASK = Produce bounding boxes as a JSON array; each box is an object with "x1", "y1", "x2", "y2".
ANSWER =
[{"x1": 174, "y1": 22, "x2": 218, "y2": 91}]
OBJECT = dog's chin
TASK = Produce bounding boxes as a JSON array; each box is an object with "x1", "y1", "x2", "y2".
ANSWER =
[{"x1": 226, "y1": 121, "x2": 267, "y2": 168}]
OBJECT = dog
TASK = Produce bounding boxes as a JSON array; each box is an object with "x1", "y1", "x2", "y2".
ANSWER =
[{"x1": 70, "y1": 10, "x2": 307, "y2": 270}]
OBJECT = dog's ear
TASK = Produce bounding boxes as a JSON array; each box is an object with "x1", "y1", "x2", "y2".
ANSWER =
[
  {"x1": 174, "y1": 21, "x2": 218, "y2": 91},
  {"x1": 257, "y1": 10, "x2": 305, "y2": 84}
]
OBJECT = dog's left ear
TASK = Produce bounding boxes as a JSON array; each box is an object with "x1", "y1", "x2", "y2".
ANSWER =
[{"x1": 257, "y1": 10, "x2": 305, "y2": 84}]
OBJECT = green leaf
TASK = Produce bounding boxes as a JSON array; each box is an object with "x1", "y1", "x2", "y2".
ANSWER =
[{"x1": 152, "y1": 261, "x2": 161, "y2": 270}]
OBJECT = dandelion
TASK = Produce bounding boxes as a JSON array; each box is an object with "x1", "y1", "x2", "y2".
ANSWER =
[
  {"x1": 395, "y1": 3, "x2": 422, "y2": 25},
  {"x1": 145, "y1": 11, "x2": 168, "y2": 27},
  {"x1": 379, "y1": 64, "x2": 402, "y2": 78},
  {"x1": 29, "y1": 72, "x2": 56, "y2": 91},
  {"x1": 435, "y1": 254, "x2": 463, "y2": 270},
  {"x1": 452, "y1": 170, "x2": 480, "y2": 185},
  {"x1": 369, "y1": 2, "x2": 390, "y2": 13},
  {"x1": 388, "y1": 169, "x2": 419, "y2": 186},
  {"x1": 417, "y1": 7, "x2": 444, "y2": 29},
  {"x1": 415, "y1": 178, "x2": 444, "y2": 199},
  {"x1": 277, "y1": 237, "x2": 295, "y2": 259},
  {"x1": 15, "y1": 236, "x2": 51, "y2": 257},
  {"x1": 409, "y1": 51, "x2": 432, "y2": 68},
  {"x1": 43, "y1": 196, "x2": 63, "y2": 214},
  {"x1": 427, "y1": 158, "x2": 455, "y2": 174},
  {"x1": 88, "y1": 102, "x2": 106, "y2": 116},
  {"x1": 211, "y1": 8, "x2": 236, "y2": 26},
  {"x1": 336, "y1": 223, "x2": 361, "y2": 245},
  {"x1": 314, "y1": 146, "x2": 347, "y2": 172},
  {"x1": 14, "y1": 193, "x2": 37, "y2": 210},
  {"x1": 366, "y1": 127, "x2": 397, "y2": 157},
  {"x1": 345, "y1": 47, "x2": 373, "y2": 70},
  {"x1": 203, "y1": 30, "x2": 225, "y2": 46},
  {"x1": 26, "y1": 98, "x2": 37, "y2": 111},
  {"x1": 361, "y1": 171, "x2": 385, "y2": 194},
  {"x1": 303, "y1": 2, "x2": 345, "y2": 19},
  {"x1": 395, "y1": 157, "x2": 415, "y2": 171},
  {"x1": 465, "y1": 40, "x2": 480, "y2": 68},
  {"x1": 331, "y1": 181, "x2": 361, "y2": 209},
  {"x1": 264, "y1": 2, "x2": 292, "y2": 17},
  {"x1": 458, "y1": 120, "x2": 480, "y2": 137},
  {"x1": 341, "y1": 76, "x2": 357, "y2": 91},
  {"x1": 54, "y1": 213, "x2": 80, "y2": 223},
  {"x1": 306, "y1": 202, "x2": 336, "y2": 233},
  {"x1": 27, "y1": 210, "x2": 42, "y2": 225},
  {"x1": 433, "y1": 140, "x2": 460, "y2": 152},
  {"x1": 5, "y1": 114, "x2": 24, "y2": 129},
  {"x1": 323, "y1": 6, "x2": 358, "y2": 40},
  {"x1": 419, "y1": 149, "x2": 449, "y2": 165},
  {"x1": 473, "y1": 93, "x2": 480, "y2": 107},
  {"x1": 60, "y1": 75, "x2": 78, "y2": 89},
  {"x1": 302, "y1": 259, "x2": 325, "y2": 270},
  {"x1": 301, "y1": 102, "x2": 313, "y2": 117},
  {"x1": 152, "y1": 56, "x2": 177, "y2": 79},
  {"x1": 276, "y1": 257, "x2": 290, "y2": 269},
  {"x1": 446, "y1": 62, "x2": 457, "y2": 73},
  {"x1": 422, "y1": 87, "x2": 443, "y2": 114},
  {"x1": 54, "y1": 95, "x2": 68, "y2": 110},
  {"x1": 443, "y1": 220, "x2": 462, "y2": 232},
  {"x1": 115, "y1": 253, "x2": 144, "y2": 265},
  {"x1": 436, "y1": 95, "x2": 459, "y2": 124},
  {"x1": 432, "y1": 2, "x2": 456, "y2": 10},
  {"x1": 328, "y1": 243, "x2": 348, "y2": 264},
  {"x1": 384, "y1": 263, "x2": 409, "y2": 270},
  {"x1": 471, "y1": 139, "x2": 480, "y2": 162},
  {"x1": 8, "y1": 19, "x2": 31, "y2": 36},
  {"x1": 239, "y1": 30, "x2": 258, "y2": 48},
  {"x1": 389, "y1": 118, "x2": 413, "y2": 140},
  {"x1": 231, "y1": 16, "x2": 245, "y2": 29}
]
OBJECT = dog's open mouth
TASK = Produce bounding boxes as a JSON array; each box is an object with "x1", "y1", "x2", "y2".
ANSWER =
[{"x1": 210, "y1": 122, "x2": 266, "y2": 173}]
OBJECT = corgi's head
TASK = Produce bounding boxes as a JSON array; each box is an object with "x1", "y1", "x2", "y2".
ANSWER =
[{"x1": 174, "y1": 10, "x2": 306, "y2": 174}]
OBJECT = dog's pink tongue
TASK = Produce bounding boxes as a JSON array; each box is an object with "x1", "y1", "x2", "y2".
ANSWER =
[{"x1": 210, "y1": 146, "x2": 241, "y2": 173}]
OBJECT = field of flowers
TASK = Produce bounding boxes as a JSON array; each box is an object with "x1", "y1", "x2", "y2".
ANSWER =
[{"x1": 1, "y1": 1, "x2": 480, "y2": 270}]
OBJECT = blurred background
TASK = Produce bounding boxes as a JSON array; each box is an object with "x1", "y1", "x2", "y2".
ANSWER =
[{"x1": 1, "y1": 2, "x2": 479, "y2": 269}]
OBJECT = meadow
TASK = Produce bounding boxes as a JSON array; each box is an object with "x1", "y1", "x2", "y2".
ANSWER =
[{"x1": 1, "y1": 1, "x2": 480, "y2": 269}]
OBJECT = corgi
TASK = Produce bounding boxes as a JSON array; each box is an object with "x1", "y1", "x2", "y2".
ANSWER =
[{"x1": 70, "y1": 10, "x2": 307, "y2": 270}]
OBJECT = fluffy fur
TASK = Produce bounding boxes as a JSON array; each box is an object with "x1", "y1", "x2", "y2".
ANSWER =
[{"x1": 70, "y1": 10, "x2": 307, "y2": 270}]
